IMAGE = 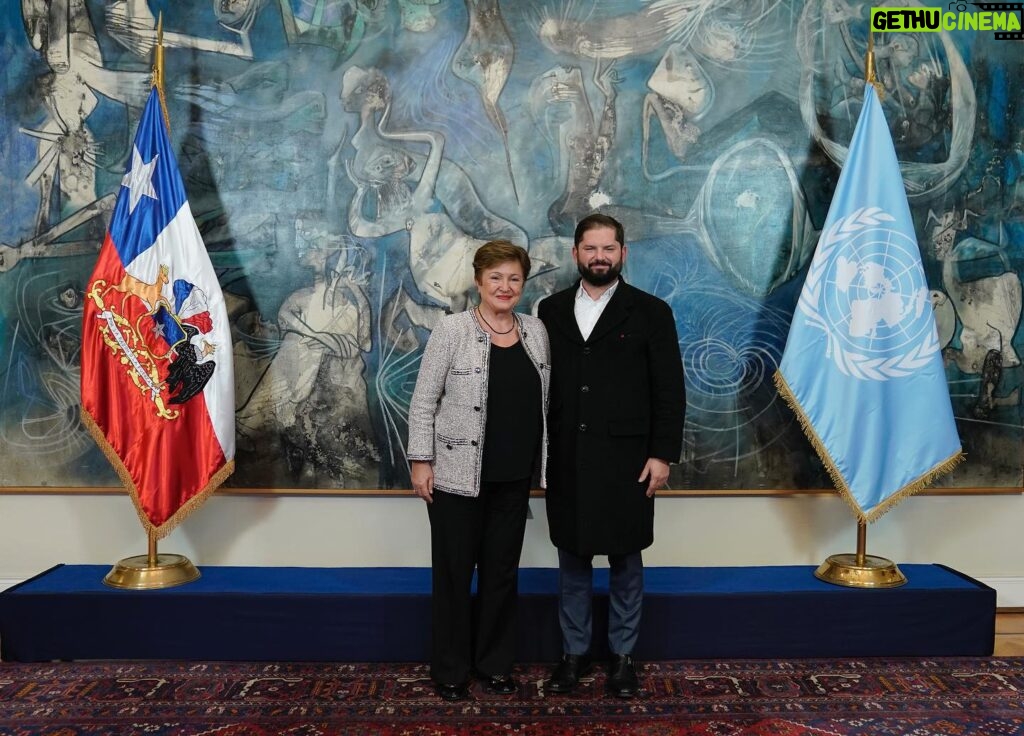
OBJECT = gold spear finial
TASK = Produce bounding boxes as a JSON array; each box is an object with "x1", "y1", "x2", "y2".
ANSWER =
[
  {"x1": 865, "y1": 29, "x2": 885, "y2": 100},
  {"x1": 152, "y1": 12, "x2": 171, "y2": 132}
]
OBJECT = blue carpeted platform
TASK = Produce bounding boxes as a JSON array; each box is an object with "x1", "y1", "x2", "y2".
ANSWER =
[{"x1": 0, "y1": 564, "x2": 995, "y2": 662}]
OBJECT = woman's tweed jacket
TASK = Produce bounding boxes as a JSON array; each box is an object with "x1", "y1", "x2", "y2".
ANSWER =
[{"x1": 407, "y1": 309, "x2": 550, "y2": 497}]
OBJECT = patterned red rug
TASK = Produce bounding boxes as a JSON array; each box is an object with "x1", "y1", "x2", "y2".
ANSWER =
[{"x1": 1, "y1": 657, "x2": 1022, "y2": 735}]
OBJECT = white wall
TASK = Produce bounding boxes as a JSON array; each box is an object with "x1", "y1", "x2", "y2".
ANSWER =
[{"x1": 2, "y1": 492, "x2": 1023, "y2": 604}]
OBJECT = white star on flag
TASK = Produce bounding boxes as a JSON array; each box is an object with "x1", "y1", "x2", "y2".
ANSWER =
[{"x1": 121, "y1": 145, "x2": 160, "y2": 214}]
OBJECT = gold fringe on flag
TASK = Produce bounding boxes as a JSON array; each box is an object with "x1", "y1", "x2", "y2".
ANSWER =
[
  {"x1": 81, "y1": 411, "x2": 234, "y2": 540},
  {"x1": 773, "y1": 370, "x2": 964, "y2": 524}
]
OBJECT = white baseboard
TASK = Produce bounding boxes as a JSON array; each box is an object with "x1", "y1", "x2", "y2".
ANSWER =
[{"x1": 978, "y1": 577, "x2": 1024, "y2": 609}]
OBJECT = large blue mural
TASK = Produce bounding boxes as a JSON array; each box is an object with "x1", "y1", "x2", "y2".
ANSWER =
[{"x1": 1, "y1": 0, "x2": 1020, "y2": 492}]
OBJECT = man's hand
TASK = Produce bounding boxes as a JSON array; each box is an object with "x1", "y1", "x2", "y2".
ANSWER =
[
  {"x1": 638, "y1": 458, "x2": 670, "y2": 497},
  {"x1": 411, "y1": 460, "x2": 434, "y2": 503}
]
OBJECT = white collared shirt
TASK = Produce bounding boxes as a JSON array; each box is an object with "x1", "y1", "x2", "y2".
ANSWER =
[{"x1": 574, "y1": 279, "x2": 619, "y2": 341}]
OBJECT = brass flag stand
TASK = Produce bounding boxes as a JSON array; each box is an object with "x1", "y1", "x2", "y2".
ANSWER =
[
  {"x1": 100, "y1": 16, "x2": 200, "y2": 591},
  {"x1": 104, "y1": 528, "x2": 201, "y2": 589},
  {"x1": 814, "y1": 519, "x2": 907, "y2": 588}
]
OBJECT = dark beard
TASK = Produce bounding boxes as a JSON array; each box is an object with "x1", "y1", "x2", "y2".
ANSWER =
[{"x1": 578, "y1": 260, "x2": 622, "y2": 287}]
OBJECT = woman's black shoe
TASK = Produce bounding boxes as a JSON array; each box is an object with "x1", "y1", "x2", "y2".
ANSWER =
[
  {"x1": 480, "y1": 673, "x2": 518, "y2": 694},
  {"x1": 435, "y1": 682, "x2": 470, "y2": 701}
]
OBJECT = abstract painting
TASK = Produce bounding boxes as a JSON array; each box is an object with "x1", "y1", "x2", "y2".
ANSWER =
[{"x1": 1, "y1": 0, "x2": 1020, "y2": 492}]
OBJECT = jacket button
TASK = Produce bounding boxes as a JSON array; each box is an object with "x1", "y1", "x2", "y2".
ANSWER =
[
  {"x1": 471, "y1": 440, "x2": 478, "y2": 446},
  {"x1": 579, "y1": 423, "x2": 587, "y2": 432},
  {"x1": 582, "y1": 347, "x2": 591, "y2": 355},
  {"x1": 446, "y1": 444, "x2": 453, "y2": 450},
  {"x1": 474, "y1": 367, "x2": 481, "y2": 373},
  {"x1": 478, "y1": 336, "x2": 485, "y2": 342},
  {"x1": 581, "y1": 385, "x2": 589, "y2": 393},
  {"x1": 474, "y1": 406, "x2": 481, "y2": 411}
]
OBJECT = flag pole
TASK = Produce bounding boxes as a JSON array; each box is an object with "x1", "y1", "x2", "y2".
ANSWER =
[
  {"x1": 855, "y1": 518, "x2": 867, "y2": 567},
  {"x1": 148, "y1": 527, "x2": 158, "y2": 567},
  {"x1": 102, "y1": 11, "x2": 200, "y2": 590},
  {"x1": 810, "y1": 29, "x2": 907, "y2": 589}
]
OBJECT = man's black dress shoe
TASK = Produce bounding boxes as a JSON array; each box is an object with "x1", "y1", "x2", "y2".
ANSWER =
[
  {"x1": 546, "y1": 653, "x2": 591, "y2": 693},
  {"x1": 480, "y1": 673, "x2": 518, "y2": 694},
  {"x1": 607, "y1": 654, "x2": 640, "y2": 698},
  {"x1": 435, "y1": 682, "x2": 470, "y2": 701}
]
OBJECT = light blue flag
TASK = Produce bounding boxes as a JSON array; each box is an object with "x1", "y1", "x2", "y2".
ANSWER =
[{"x1": 775, "y1": 85, "x2": 962, "y2": 522}]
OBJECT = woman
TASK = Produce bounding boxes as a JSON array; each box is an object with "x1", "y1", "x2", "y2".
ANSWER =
[{"x1": 407, "y1": 241, "x2": 550, "y2": 701}]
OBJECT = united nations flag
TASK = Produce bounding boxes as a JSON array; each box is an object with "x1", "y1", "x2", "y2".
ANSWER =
[{"x1": 774, "y1": 84, "x2": 963, "y2": 522}]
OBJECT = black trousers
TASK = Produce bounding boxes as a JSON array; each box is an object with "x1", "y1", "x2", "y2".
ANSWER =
[{"x1": 427, "y1": 478, "x2": 531, "y2": 685}]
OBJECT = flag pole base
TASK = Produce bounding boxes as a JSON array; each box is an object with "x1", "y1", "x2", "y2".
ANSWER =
[
  {"x1": 103, "y1": 554, "x2": 200, "y2": 590},
  {"x1": 814, "y1": 553, "x2": 907, "y2": 588}
]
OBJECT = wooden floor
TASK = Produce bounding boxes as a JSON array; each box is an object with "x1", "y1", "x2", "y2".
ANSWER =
[{"x1": 994, "y1": 612, "x2": 1024, "y2": 655}]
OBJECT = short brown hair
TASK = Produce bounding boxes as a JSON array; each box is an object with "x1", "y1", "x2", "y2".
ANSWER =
[
  {"x1": 473, "y1": 240, "x2": 531, "y2": 281},
  {"x1": 574, "y1": 213, "x2": 624, "y2": 248}
]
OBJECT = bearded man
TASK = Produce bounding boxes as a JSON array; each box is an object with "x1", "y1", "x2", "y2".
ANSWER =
[{"x1": 538, "y1": 212, "x2": 686, "y2": 698}]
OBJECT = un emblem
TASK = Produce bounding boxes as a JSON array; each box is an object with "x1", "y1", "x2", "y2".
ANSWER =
[{"x1": 799, "y1": 207, "x2": 939, "y2": 381}]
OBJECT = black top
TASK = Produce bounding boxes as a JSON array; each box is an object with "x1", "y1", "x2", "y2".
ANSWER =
[{"x1": 481, "y1": 340, "x2": 542, "y2": 482}]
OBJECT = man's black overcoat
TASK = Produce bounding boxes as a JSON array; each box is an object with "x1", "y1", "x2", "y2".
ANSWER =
[{"x1": 538, "y1": 279, "x2": 686, "y2": 556}]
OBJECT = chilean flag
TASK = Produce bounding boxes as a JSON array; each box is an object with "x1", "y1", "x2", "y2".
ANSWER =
[{"x1": 81, "y1": 88, "x2": 235, "y2": 538}]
